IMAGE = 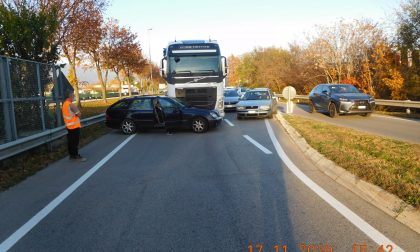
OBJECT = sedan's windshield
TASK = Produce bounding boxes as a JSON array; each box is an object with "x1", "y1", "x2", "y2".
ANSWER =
[
  {"x1": 243, "y1": 91, "x2": 270, "y2": 100},
  {"x1": 330, "y1": 85, "x2": 360, "y2": 93},
  {"x1": 224, "y1": 89, "x2": 239, "y2": 97}
]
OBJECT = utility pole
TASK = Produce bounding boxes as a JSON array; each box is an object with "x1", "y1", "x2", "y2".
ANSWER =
[{"x1": 148, "y1": 28, "x2": 153, "y2": 82}]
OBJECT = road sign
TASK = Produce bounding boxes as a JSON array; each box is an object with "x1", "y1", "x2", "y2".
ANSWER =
[
  {"x1": 282, "y1": 86, "x2": 296, "y2": 114},
  {"x1": 282, "y1": 86, "x2": 296, "y2": 100}
]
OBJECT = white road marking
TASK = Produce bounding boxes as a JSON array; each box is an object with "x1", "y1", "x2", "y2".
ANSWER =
[
  {"x1": 264, "y1": 119, "x2": 404, "y2": 252},
  {"x1": 243, "y1": 135, "x2": 272, "y2": 154},
  {"x1": 373, "y1": 114, "x2": 419, "y2": 122},
  {"x1": 0, "y1": 134, "x2": 136, "y2": 252},
  {"x1": 224, "y1": 119, "x2": 234, "y2": 127}
]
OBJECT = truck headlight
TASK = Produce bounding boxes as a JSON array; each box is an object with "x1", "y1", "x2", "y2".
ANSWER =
[{"x1": 259, "y1": 105, "x2": 270, "y2": 110}]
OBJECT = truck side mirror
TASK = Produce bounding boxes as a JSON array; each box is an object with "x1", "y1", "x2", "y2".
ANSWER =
[
  {"x1": 221, "y1": 56, "x2": 228, "y2": 77},
  {"x1": 160, "y1": 57, "x2": 167, "y2": 78}
]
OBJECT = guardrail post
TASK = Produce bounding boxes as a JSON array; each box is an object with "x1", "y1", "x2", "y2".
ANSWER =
[
  {"x1": 0, "y1": 57, "x2": 13, "y2": 142},
  {"x1": 0, "y1": 57, "x2": 18, "y2": 141},
  {"x1": 36, "y1": 64, "x2": 46, "y2": 131},
  {"x1": 52, "y1": 66, "x2": 62, "y2": 127}
]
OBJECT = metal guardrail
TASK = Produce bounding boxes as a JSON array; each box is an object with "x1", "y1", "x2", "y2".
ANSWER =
[
  {"x1": 0, "y1": 114, "x2": 105, "y2": 161},
  {"x1": 275, "y1": 94, "x2": 420, "y2": 108}
]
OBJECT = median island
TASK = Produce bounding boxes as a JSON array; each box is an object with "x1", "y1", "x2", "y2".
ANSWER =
[{"x1": 283, "y1": 115, "x2": 419, "y2": 208}]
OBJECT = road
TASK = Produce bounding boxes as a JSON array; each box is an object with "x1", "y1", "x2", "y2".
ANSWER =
[
  {"x1": 0, "y1": 114, "x2": 419, "y2": 251},
  {"x1": 278, "y1": 103, "x2": 420, "y2": 144}
]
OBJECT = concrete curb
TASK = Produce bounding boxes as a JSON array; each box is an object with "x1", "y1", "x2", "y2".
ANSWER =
[{"x1": 275, "y1": 113, "x2": 420, "y2": 234}]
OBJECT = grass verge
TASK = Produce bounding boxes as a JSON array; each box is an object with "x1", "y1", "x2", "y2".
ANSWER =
[
  {"x1": 0, "y1": 123, "x2": 112, "y2": 191},
  {"x1": 80, "y1": 98, "x2": 120, "y2": 118},
  {"x1": 284, "y1": 115, "x2": 420, "y2": 208}
]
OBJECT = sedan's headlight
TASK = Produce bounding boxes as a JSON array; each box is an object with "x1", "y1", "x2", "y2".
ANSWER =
[
  {"x1": 237, "y1": 106, "x2": 245, "y2": 110},
  {"x1": 339, "y1": 97, "x2": 350, "y2": 102},
  {"x1": 210, "y1": 112, "x2": 219, "y2": 119},
  {"x1": 259, "y1": 105, "x2": 270, "y2": 110},
  {"x1": 369, "y1": 96, "x2": 375, "y2": 102}
]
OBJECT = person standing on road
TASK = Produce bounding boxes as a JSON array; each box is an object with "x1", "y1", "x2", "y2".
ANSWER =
[
  {"x1": 153, "y1": 98, "x2": 173, "y2": 135},
  {"x1": 62, "y1": 90, "x2": 87, "y2": 162}
]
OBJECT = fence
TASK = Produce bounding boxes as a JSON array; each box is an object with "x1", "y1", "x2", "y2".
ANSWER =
[{"x1": 0, "y1": 55, "x2": 67, "y2": 145}]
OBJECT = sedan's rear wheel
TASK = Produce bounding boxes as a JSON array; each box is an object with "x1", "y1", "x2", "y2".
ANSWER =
[
  {"x1": 120, "y1": 119, "x2": 136, "y2": 134},
  {"x1": 328, "y1": 103, "x2": 338, "y2": 118},
  {"x1": 192, "y1": 117, "x2": 209, "y2": 133}
]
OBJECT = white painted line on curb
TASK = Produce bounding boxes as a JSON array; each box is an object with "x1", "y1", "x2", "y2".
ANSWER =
[
  {"x1": 264, "y1": 119, "x2": 404, "y2": 252},
  {"x1": 0, "y1": 134, "x2": 136, "y2": 252},
  {"x1": 224, "y1": 119, "x2": 234, "y2": 127},
  {"x1": 243, "y1": 135, "x2": 272, "y2": 154}
]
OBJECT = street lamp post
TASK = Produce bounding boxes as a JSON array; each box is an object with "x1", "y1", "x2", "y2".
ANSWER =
[{"x1": 148, "y1": 28, "x2": 153, "y2": 83}]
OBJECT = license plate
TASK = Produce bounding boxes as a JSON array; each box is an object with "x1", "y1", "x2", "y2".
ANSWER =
[
  {"x1": 358, "y1": 105, "x2": 366, "y2": 109},
  {"x1": 248, "y1": 110, "x2": 256, "y2": 114}
]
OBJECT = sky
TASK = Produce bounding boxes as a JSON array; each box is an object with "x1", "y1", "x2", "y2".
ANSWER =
[{"x1": 105, "y1": 0, "x2": 400, "y2": 64}]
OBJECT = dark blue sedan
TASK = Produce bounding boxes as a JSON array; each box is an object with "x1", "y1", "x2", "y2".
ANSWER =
[{"x1": 105, "y1": 96, "x2": 223, "y2": 134}]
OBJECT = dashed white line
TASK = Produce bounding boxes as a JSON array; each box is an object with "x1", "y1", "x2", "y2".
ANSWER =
[
  {"x1": 243, "y1": 135, "x2": 272, "y2": 154},
  {"x1": 0, "y1": 134, "x2": 136, "y2": 252},
  {"x1": 224, "y1": 119, "x2": 234, "y2": 126},
  {"x1": 264, "y1": 119, "x2": 404, "y2": 252}
]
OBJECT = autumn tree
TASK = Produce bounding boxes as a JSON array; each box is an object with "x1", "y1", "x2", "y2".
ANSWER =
[
  {"x1": 395, "y1": 0, "x2": 420, "y2": 100},
  {"x1": 227, "y1": 55, "x2": 240, "y2": 86},
  {"x1": 0, "y1": 0, "x2": 60, "y2": 63},
  {"x1": 59, "y1": 0, "x2": 107, "y2": 105}
]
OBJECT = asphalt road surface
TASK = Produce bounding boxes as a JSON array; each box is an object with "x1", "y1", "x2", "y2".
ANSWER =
[
  {"x1": 0, "y1": 114, "x2": 418, "y2": 251},
  {"x1": 278, "y1": 103, "x2": 420, "y2": 144}
]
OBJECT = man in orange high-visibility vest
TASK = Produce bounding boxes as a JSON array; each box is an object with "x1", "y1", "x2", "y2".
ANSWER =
[{"x1": 62, "y1": 90, "x2": 87, "y2": 162}]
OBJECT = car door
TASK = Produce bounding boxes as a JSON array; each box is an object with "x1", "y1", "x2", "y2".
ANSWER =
[
  {"x1": 159, "y1": 97, "x2": 182, "y2": 128},
  {"x1": 311, "y1": 85, "x2": 322, "y2": 109},
  {"x1": 129, "y1": 98, "x2": 155, "y2": 128},
  {"x1": 319, "y1": 85, "x2": 332, "y2": 111},
  {"x1": 107, "y1": 99, "x2": 131, "y2": 126}
]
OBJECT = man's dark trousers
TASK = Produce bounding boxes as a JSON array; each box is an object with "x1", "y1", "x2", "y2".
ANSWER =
[{"x1": 67, "y1": 128, "x2": 80, "y2": 157}]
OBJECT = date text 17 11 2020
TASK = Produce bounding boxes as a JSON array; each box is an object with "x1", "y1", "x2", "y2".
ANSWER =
[{"x1": 247, "y1": 243, "x2": 394, "y2": 252}]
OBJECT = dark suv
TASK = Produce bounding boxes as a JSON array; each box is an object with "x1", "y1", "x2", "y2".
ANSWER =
[
  {"x1": 105, "y1": 96, "x2": 222, "y2": 134},
  {"x1": 308, "y1": 84, "x2": 375, "y2": 117}
]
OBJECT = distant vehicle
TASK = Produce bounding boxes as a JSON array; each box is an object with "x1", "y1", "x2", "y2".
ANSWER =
[
  {"x1": 308, "y1": 84, "x2": 375, "y2": 118},
  {"x1": 237, "y1": 87, "x2": 248, "y2": 97},
  {"x1": 105, "y1": 96, "x2": 223, "y2": 134},
  {"x1": 121, "y1": 85, "x2": 139, "y2": 96},
  {"x1": 223, "y1": 88, "x2": 240, "y2": 111},
  {"x1": 160, "y1": 40, "x2": 228, "y2": 117},
  {"x1": 236, "y1": 88, "x2": 278, "y2": 119}
]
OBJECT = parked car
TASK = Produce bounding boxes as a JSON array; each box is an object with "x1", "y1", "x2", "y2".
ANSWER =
[
  {"x1": 224, "y1": 88, "x2": 240, "y2": 111},
  {"x1": 308, "y1": 84, "x2": 375, "y2": 117},
  {"x1": 105, "y1": 96, "x2": 223, "y2": 134},
  {"x1": 236, "y1": 88, "x2": 278, "y2": 119}
]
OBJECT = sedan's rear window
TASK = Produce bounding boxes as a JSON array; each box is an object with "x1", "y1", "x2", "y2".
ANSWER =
[
  {"x1": 111, "y1": 100, "x2": 130, "y2": 109},
  {"x1": 130, "y1": 98, "x2": 153, "y2": 110}
]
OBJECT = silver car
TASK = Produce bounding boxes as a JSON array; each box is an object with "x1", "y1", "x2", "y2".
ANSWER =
[
  {"x1": 224, "y1": 88, "x2": 240, "y2": 111},
  {"x1": 236, "y1": 88, "x2": 278, "y2": 119}
]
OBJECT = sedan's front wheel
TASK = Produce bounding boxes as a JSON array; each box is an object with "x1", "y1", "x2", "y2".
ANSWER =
[
  {"x1": 328, "y1": 103, "x2": 338, "y2": 118},
  {"x1": 120, "y1": 119, "x2": 136, "y2": 134},
  {"x1": 192, "y1": 117, "x2": 209, "y2": 133}
]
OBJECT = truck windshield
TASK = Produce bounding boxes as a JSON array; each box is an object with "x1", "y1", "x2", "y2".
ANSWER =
[{"x1": 169, "y1": 56, "x2": 220, "y2": 77}]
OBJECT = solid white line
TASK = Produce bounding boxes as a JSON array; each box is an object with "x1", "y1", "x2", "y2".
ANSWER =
[
  {"x1": 0, "y1": 134, "x2": 136, "y2": 252},
  {"x1": 264, "y1": 119, "x2": 404, "y2": 252},
  {"x1": 224, "y1": 119, "x2": 234, "y2": 127},
  {"x1": 243, "y1": 135, "x2": 272, "y2": 154}
]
